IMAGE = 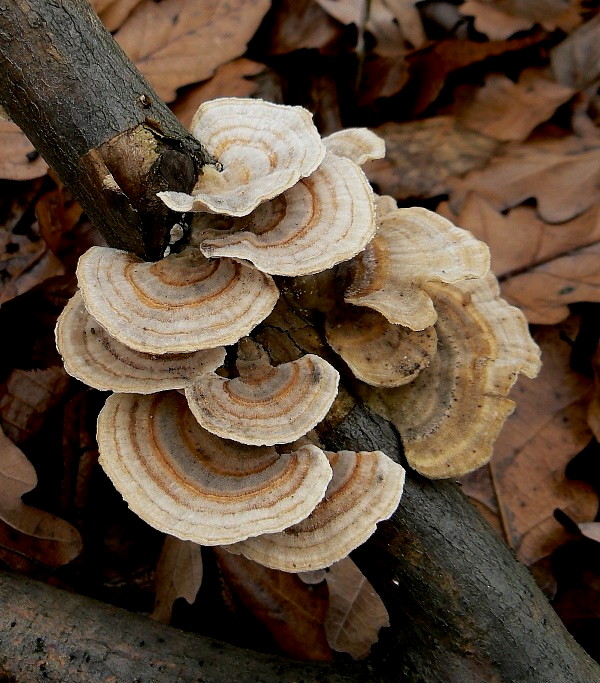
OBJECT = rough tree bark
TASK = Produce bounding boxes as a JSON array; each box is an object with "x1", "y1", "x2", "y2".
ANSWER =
[{"x1": 0, "y1": 2, "x2": 598, "y2": 682}]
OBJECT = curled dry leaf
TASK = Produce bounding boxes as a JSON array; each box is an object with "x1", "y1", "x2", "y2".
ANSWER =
[
  {"x1": 150, "y1": 536, "x2": 203, "y2": 624},
  {"x1": 0, "y1": 426, "x2": 82, "y2": 568},
  {"x1": 365, "y1": 117, "x2": 497, "y2": 200},
  {"x1": 115, "y1": 0, "x2": 271, "y2": 102},
  {"x1": 324, "y1": 557, "x2": 390, "y2": 659},
  {"x1": 459, "y1": 1, "x2": 535, "y2": 40}
]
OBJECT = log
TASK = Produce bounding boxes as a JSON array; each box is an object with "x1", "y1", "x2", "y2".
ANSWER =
[{"x1": 0, "y1": 1, "x2": 598, "y2": 681}]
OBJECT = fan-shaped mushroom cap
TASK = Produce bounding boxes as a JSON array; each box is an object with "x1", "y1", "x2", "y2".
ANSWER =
[
  {"x1": 76, "y1": 246, "x2": 279, "y2": 355},
  {"x1": 375, "y1": 194, "x2": 397, "y2": 218},
  {"x1": 158, "y1": 98, "x2": 326, "y2": 217},
  {"x1": 226, "y1": 449, "x2": 405, "y2": 571},
  {"x1": 323, "y1": 128, "x2": 385, "y2": 166},
  {"x1": 97, "y1": 391, "x2": 333, "y2": 545},
  {"x1": 55, "y1": 292, "x2": 226, "y2": 393},
  {"x1": 197, "y1": 152, "x2": 376, "y2": 276},
  {"x1": 326, "y1": 309, "x2": 437, "y2": 387},
  {"x1": 345, "y1": 207, "x2": 490, "y2": 330},
  {"x1": 185, "y1": 339, "x2": 340, "y2": 446},
  {"x1": 361, "y1": 273, "x2": 541, "y2": 478}
]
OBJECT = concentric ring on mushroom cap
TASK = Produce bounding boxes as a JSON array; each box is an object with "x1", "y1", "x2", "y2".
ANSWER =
[
  {"x1": 76, "y1": 246, "x2": 279, "y2": 355},
  {"x1": 323, "y1": 128, "x2": 385, "y2": 166},
  {"x1": 158, "y1": 98, "x2": 326, "y2": 217},
  {"x1": 326, "y1": 308, "x2": 437, "y2": 387},
  {"x1": 226, "y1": 449, "x2": 405, "y2": 572},
  {"x1": 198, "y1": 152, "x2": 376, "y2": 276},
  {"x1": 56, "y1": 292, "x2": 226, "y2": 393},
  {"x1": 360, "y1": 273, "x2": 541, "y2": 479},
  {"x1": 345, "y1": 207, "x2": 490, "y2": 330},
  {"x1": 185, "y1": 339, "x2": 340, "y2": 446},
  {"x1": 97, "y1": 392, "x2": 333, "y2": 545}
]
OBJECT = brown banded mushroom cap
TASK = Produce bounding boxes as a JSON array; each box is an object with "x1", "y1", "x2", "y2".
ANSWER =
[
  {"x1": 197, "y1": 152, "x2": 376, "y2": 276},
  {"x1": 97, "y1": 391, "x2": 333, "y2": 545},
  {"x1": 323, "y1": 128, "x2": 385, "y2": 166},
  {"x1": 185, "y1": 339, "x2": 340, "y2": 446},
  {"x1": 226, "y1": 449, "x2": 405, "y2": 572},
  {"x1": 56, "y1": 292, "x2": 226, "y2": 393},
  {"x1": 158, "y1": 98, "x2": 326, "y2": 217},
  {"x1": 326, "y1": 308, "x2": 437, "y2": 387},
  {"x1": 345, "y1": 207, "x2": 490, "y2": 330},
  {"x1": 361, "y1": 272, "x2": 541, "y2": 478},
  {"x1": 76, "y1": 246, "x2": 279, "y2": 355}
]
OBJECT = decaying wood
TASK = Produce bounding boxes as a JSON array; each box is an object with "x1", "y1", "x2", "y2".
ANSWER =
[{"x1": 0, "y1": 1, "x2": 598, "y2": 681}]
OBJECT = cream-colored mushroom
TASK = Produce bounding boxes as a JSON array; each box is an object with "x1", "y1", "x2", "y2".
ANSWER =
[
  {"x1": 323, "y1": 128, "x2": 385, "y2": 166},
  {"x1": 345, "y1": 207, "x2": 490, "y2": 330},
  {"x1": 361, "y1": 272, "x2": 541, "y2": 478},
  {"x1": 375, "y1": 194, "x2": 397, "y2": 218},
  {"x1": 55, "y1": 292, "x2": 226, "y2": 393},
  {"x1": 326, "y1": 308, "x2": 437, "y2": 387},
  {"x1": 76, "y1": 246, "x2": 279, "y2": 355},
  {"x1": 197, "y1": 152, "x2": 376, "y2": 276},
  {"x1": 97, "y1": 391, "x2": 333, "y2": 545},
  {"x1": 226, "y1": 449, "x2": 405, "y2": 571},
  {"x1": 185, "y1": 338, "x2": 340, "y2": 446},
  {"x1": 158, "y1": 98, "x2": 326, "y2": 217}
]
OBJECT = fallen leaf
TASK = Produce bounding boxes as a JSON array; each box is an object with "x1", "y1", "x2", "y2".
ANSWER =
[
  {"x1": 551, "y1": 13, "x2": 600, "y2": 91},
  {"x1": 90, "y1": 0, "x2": 143, "y2": 31},
  {"x1": 215, "y1": 549, "x2": 333, "y2": 661},
  {"x1": 268, "y1": 0, "x2": 341, "y2": 55},
  {"x1": 0, "y1": 122, "x2": 47, "y2": 181},
  {"x1": 172, "y1": 59, "x2": 265, "y2": 130},
  {"x1": 35, "y1": 181, "x2": 83, "y2": 254},
  {"x1": 578, "y1": 522, "x2": 600, "y2": 543},
  {"x1": 364, "y1": 116, "x2": 497, "y2": 200},
  {"x1": 358, "y1": 55, "x2": 409, "y2": 103},
  {"x1": 324, "y1": 557, "x2": 389, "y2": 659},
  {"x1": 486, "y1": 0, "x2": 574, "y2": 25},
  {"x1": 0, "y1": 426, "x2": 82, "y2": 569},
  {"x1": 460, "y1": 465, "x2": 504, "y2": 537},
  {"x1": 456, "y1": 70, "x2": 574, "y2": 142},
  {"x1": 439, "y1": 195, "x2": 600, "y2": 277},
  {"x1": 448, "y1": 136, "x2": 600, "y2": 223},
  {"x1": 115, "y1": 0, "x2": 271, "y2": 102},
  {"x1": 486, "y1": 321, "x2": 597, "y2": 566},
  {"x1": 150, "y1": 535, "x2": 203, "y2": 623},
  {"x1": 459, "y1": 1, "x2": 535, "y2": 40}
]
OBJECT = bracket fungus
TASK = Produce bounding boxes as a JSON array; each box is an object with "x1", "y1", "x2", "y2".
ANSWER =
[{"x1": 54, "y1": 97, "x2": 540, "y2": 576}]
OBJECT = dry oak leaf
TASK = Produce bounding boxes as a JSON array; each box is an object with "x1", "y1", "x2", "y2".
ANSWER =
[
  {"x1": 551, "y1": 13, "x2": 600, "y2": 91},
  {"x1": 115, "y1": 0, "x2": 271, "y2": 102},
  {"x1": 0, "y1": 121, "x2": 47, "y2": 181},
  {"x1": 485, "y1": 321, "x2": 597, "y2": 566},
  {"x1": 477, "y1": 0, "x2": 574, "y2": 26},
  {"x1": 578, "y1": 522, "x2": 600, "y2": 543},
  {"x1": 459, "y1": 1, "x2": 535, "y2": 40},
  {"x1": 323, "y1": 557, "x2": 390, "y2": 659},
  {"x1": 90, "y1": 0, "x2": 143, "y2": 31},
  {"x1": 448, "y1": 136, "x2": 600, "y2": 224},
  {"x1": 456, "y1": 70, "x2": 575, "y2": 142},
  {"x1": 172, "y1": 59, "x2": 265, "y2": 129},
  {"x1": 150, "y1": 535, "x2": 203, "y2": 624},
  {"x1": 267, "y1": 0, "x2": 341, "y2": 55},
  {"x1": 364, "y1": 116, "x2": 497, "y2": 200},
  {"x1": 214, "y1": 549, "x2": 333, "y2": 661},
  {"x1": 0, "y1": 426, "x2": 82, "y2": 568}
]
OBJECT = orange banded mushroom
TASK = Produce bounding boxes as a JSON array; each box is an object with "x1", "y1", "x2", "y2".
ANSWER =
[
  {"x1": 197, "y1": 152, "x2": 376, "y2": 276},
  {"x1": 185, "y1": 339, "x2": 340, "y2": 446},
  {"x1": 323, "y1": 128, "x2": 385, "y2": 166},
  {"x1": 158, "y1": 98, "x2": 326, "y2": 217},
  {"x1": 55, "y1": 292, "x2": 226, "y2": 393},
  {"x1": 76, "y1": 246, "x2": 279, "y2": 355},
  {"x1": 226, "y1": 449, "x2": 405, "y2": 571},
  {"x1": 361, "y1": 273, "x2": 541, "y2": 478},
  {"x1": 97, "y1": 391, "x2": 333, "y2": 545},
  {"x1": 345, "y1": 207, "x2": 490, "y2": 330}
]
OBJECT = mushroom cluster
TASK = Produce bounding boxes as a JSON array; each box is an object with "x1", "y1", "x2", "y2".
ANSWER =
[{"x1": 56, "y1": 97, "x2": 540, "y2": 571}]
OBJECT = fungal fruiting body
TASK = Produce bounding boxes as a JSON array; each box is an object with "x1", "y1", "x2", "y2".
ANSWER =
[{"x1": 56, "y1": 97, "x2": 540, "y2": 571}]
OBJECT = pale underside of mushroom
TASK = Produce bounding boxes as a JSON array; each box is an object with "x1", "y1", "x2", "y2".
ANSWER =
[
  {"x1": 326, "y1": 308, "x2": 437, "y2": 387},
  {"x1": 185, "y1": 340, "x2": 340, "y2": 446},
  {"x1": 56, "y1": 292, "x2": 226, "y2": 393},
  {"x1": 158, "y1": 98, "x2": 326, "y2": 217},
  {"x1": 196, "y1": 152, "x2": 376, "y2": 277},
  {"x1": 322, "y1": 128, "x2": 386, "y2": 166},
  {"x1": 76, "y1": 246, "x2": 279, "y2": 355},
  {"x1": 97, "y1": 392, "x2": 333, "y2": 545},
  {"x1": 345, "y1": 207, "x2": 491, "y2": 330},
  {"x1": 360, "y1": 273, "x2": 541, "y2": 478},
  {"x1": 226, "y1": 449, "x2": 405, "y2": 572}
]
